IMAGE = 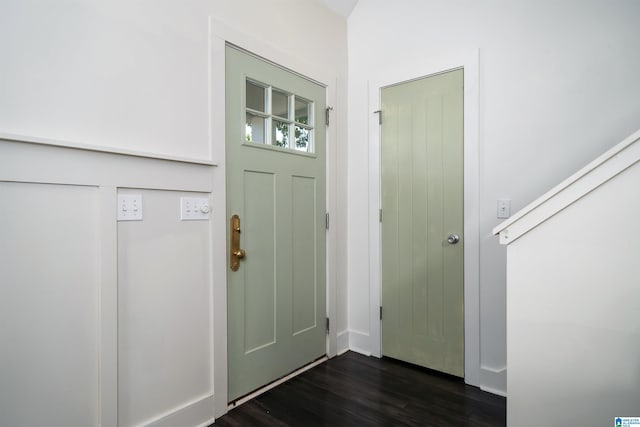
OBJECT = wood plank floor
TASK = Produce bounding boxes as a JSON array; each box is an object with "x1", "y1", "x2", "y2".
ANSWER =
[{"x1": 212, "y1": 351, "x2": 506, "y2": 427}]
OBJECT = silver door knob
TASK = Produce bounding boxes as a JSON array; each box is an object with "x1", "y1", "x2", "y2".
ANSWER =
[{"x1": 447, "y1": 234, "x2": 460, "y2": 244}]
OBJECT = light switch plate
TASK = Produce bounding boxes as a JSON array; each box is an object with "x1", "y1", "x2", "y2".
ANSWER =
[
  {"x1": 180, "y1": 197, "x2": 210, "y2": 220},
  {"x1": 118, "y1": 194, "x2": 143, "y2": 221},
  {"x1": 497, "y1": 199, "x2": 511, "y2": 219}
]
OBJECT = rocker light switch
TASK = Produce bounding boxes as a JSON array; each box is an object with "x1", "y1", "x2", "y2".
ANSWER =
[
  {"x1": 497, "y1": 199, "x2": 511, "y2": 219},
  {"x1": 118, "y1": 194, "x2": 143, "y2": 221}
]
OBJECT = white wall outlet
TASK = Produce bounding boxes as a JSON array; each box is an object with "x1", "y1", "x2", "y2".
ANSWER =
[
  {"x1": 118, "y1": 194, "x2": 143, "y2": 221},
  {"x1": 180, "y1": 197, "x2": 210, "y2": 221},
  {"x1": 497, "y1": 199, "x2": 511, "y2": 219}
]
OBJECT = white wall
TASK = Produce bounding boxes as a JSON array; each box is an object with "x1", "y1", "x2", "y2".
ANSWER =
[
  {"x1": 0, "y1": 0, "x2": 210, "y2": 160},
  {"x1": 506, "y1": 161, "x2": 640, "y2": 426},
  {"x1": 0, "y1": 0, "x2": 348, "y2": 423},
  {"x1": 347, "y1": 0, "x2": 640, "y2": 394}
]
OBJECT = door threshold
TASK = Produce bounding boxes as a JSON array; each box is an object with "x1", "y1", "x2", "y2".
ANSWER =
[{"x1": 228, "y1": 355, "x2": 328, "y2": 410}]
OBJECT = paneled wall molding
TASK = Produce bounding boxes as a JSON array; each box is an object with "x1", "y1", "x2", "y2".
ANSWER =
[
  {"x1": 0, "y1": 140, "x2": 216, "y2": 427},
  {"x1": 99, "y1": 185, "x2": 119, "y2": 427},
  {"x1": 0, "y1": 132, "x2": 216, "y2": 167},
  {"x1": 0, "y1": 139, "x2": 215, "y2": 191}
]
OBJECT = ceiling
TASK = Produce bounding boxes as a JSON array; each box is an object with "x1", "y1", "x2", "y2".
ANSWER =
[{"x1": 319, "y1": 0, "x2": 359, "y2": 18}]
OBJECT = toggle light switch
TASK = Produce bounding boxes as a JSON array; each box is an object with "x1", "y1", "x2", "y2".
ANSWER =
[
  {"x1": 118, "y1": 194, "x2": 143, "y2": 221},
  {"x1": 180, "y1": 197, "x2": 211, "y2": 220}
]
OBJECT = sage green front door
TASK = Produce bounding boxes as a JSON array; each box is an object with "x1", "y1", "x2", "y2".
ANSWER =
[
  {"x1": 380, "y1": 69, "x2": 464, "y2": 377},
  {"x1": 226, "y1": 46, "x2": 327, "y2": 401}
]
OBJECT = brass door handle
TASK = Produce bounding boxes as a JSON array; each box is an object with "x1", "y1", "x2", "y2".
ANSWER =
[{"x1": 230, "y1": 215, "x2": 246, "y2": 271}]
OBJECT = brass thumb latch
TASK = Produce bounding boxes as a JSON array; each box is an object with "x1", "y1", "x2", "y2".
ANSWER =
[{"x1": 230, "y1": 214, "x2": 246, "y2": 271}]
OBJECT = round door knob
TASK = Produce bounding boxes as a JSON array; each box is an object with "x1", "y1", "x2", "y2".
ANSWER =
[
  {"x1": 447, "y1": 234, "x2": 460, "y2": 244},
  {"x1": 233, "y1": 249, "x2": 246, "y2": 259}
]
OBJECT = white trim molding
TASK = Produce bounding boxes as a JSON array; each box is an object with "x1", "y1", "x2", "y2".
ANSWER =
[
  {"x1": 348, "y1": 330, "x2": 373, "y2": 357},
  {"x1": 493, "y1": 128, "x2": 640, "y2": 244},
  {"x1": 0, "y1": 132, "x2": 216, "y2": 166},
  {"x1": 367, "y1": 49, "x2": 482, "y2": 388},
  {"x1": 337, "y1": 330, "x2": 350, "y2": 355}
]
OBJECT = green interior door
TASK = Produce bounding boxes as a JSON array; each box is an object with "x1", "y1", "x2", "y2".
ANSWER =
[
  {"x1": 380, "y1": 69, "x2": 464, "y2": 377},
  {"x1": 226, "y1": 46, "x2": 327, "y2": 401}
]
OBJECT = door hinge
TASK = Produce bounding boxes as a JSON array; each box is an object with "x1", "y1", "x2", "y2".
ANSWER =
[
  {"x1": 325, "y1": 107, "x2": 333, "y2": 126},
  {"x1": 379, "y1": 209, "x2": 383, "y2": 223},
  {"x1": 373, "y1": 110, "x2": 382, "y2": 125},
  {"x1": 379, "y1": 306, "x2": 383, "y2": 320},
  {"x1": 325, "y1": 212, "x2": 330, "y2": 230},
  {"x1": 326, "y1": 317, "x2": 330, "y2": 334}
]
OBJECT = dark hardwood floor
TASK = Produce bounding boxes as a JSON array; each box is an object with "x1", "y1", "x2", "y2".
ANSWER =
[{"x1": 213, "y1": 351, "x2": 506, "y2": 427}]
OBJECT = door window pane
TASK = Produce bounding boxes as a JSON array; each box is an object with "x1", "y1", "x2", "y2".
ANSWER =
[
  {"x1": 295, "y1": 98, "x2": 311, "y2": 125},
  {"x1": 272, "y1": 90, "x2": 290, "y2": 119},
  {"x1": 244, "y1": 78, "x2": 314, "y2": 154},
  {"x1": 246, "y1": 112, "x2": 266, "y2": 143},
  {"x1": 246, "y1": 81, "x2": 266, "y2": 112},
  {"x1": 294, "y1": 126, "x2": 311, "y2": 152},
  {"x1": 272, "y1": 120, "x2": 290, "y2": 148}
]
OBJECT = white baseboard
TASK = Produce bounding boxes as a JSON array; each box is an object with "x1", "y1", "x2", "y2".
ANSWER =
[
  {"x1": 344, "y1": 328, "x2": 507, "y2": 398},
  {"x1": 480, "y1": 385, "x2": 507, "y2": 398},
  {"x1": 480, "y1": 366, "x2": 507, "y2": 396},
  {"x1": 145, "y1": 394, "x2": 215, "y2": 427},
  {"x1": 347, "y1": 330, "x2": 372, "y2": 356}
]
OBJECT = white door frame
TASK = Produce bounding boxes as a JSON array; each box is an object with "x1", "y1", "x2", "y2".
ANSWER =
[
  {"x1": 209, "y1": 18, "x2": 339, "y2": 417},
  {"x1": 367, "y1": 49, "x2": 481, "y2": 387}
]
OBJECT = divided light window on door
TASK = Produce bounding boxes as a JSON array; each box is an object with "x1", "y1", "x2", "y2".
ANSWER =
[{"x1": 245, "y1": 79, "x2": 315, "y2": 154}]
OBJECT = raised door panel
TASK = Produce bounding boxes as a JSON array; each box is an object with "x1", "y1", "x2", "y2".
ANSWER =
[
  {"x1": 291, "y1": 175, "x2": 318, "y2": 335},
  {"x1": 243, "y1": 171, "x2": 277, "y2": 353}
]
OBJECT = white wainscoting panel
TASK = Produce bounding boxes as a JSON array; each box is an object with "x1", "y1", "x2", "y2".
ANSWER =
[
  {"x1": 0, "y1": 140, "x2": 216, "y2": 427},
  {"x1": 117, "y1": 188, "x2": 213, "y2": 427},
  {"x1": 0, "y1": 182, "x2": 100, "y2": 426}
]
